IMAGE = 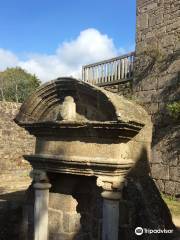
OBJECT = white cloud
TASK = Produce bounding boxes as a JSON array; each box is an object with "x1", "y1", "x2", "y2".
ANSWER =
[
  {"x1": 0, "y1": 49, "x2": 19, "y2": 70},
  {"x1": 0, "y1": 28, "x2": 129, "y2": 82}
]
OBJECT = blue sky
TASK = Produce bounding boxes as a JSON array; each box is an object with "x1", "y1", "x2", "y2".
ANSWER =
[{"x1": 0, "y1": 0, "x2": 136, "y2": 81}]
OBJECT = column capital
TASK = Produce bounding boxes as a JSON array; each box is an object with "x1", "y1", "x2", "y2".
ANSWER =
[
  {"x1": 33, "y1": 182, "x2": 51, "y2": 190},
  {"x1": 101, "y1": 190, "x2": 122, "y2": 200},
  {"x1": 30, "y1": 169, "x2": 49, "y2": 183},
  {"x1": 96, "y1": 175, "x2": 126, "y2": 192}
]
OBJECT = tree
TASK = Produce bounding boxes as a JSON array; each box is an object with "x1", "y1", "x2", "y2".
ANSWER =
[{"x1": 0, "y1": 67, "x2": 41, "y2": 103}]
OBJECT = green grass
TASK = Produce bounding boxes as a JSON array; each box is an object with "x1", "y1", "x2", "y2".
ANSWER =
[{"x1": 161, "y1": 193, "x2": 180, "y2": 217}]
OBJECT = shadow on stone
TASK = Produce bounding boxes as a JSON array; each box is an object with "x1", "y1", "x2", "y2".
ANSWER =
[{"x1": 0, "y1": 190, "x2": 27, "y2": 240}]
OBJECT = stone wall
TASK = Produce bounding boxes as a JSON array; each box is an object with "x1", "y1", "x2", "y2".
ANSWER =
[
  {"x1": 0, "y1": 101, "x2": 35, "y2": 193},
  {"x1": 0, "y1": 101, "x2": 35, "y2": 239},
  {"x1": 48, "y1": 175, "x2": 103, "y2": 240},
  {"x1": 103, "y1": 81, "x2": 133, "y2": 98},
  {"x1": 134, "y1": 0, "x2": 180, "y2": 197},
  {"x1": 0, "y1": 101, "x2": 34, "y2": 170}
]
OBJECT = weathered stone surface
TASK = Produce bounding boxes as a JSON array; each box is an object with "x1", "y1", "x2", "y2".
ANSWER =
[
  {"x1": 169, "y1": 167, "x2": 180, "y2": 182},
  {"x1": 63, "y1": 212, "x2": 81, "y2": 233},
  {"x1": 151, "y1": 164, "x2": 169, "y2": 180},
  {"x1": 47, "y1": 176, "x2": 103, "y2": 239},
  {"x1": 155, "y1": 179, "x2": 165, "y2": 192},
  {"x1": 140, "y1": 2, "x2": 158, "y2": 13},
  {"x1": 49, "y1": 232, "x2": 76, "y2": 240},
  {"x1": 175, "y1": 182, "x2": 180, "y2": 196},
  {"x1": 157, "y1": 73, "x2": 179, "y2": 89},
  {"x1": 0, "y1": 101, "x2": 35, "y2": 172},
  {"x1": 103, "y1": 81, "x2": 132, "y2": 98},
  {"x1": 164, "y1": 181, "x2": 177, "y2": 196},
  {"x1": 151, "y1": 147, "x2": 162, "y2": 163},
  {"x1": 137, "y1": 13, "x2": 149, "y2": 29},
  {"x1": 134, "y1": 0, "x2": 180, "y2": 196},
  {"x1": 49, "y1": 209, "x2": 63, "y2": 234},
  {"x1": 49, "y1": 193, "x2": 78, "y2": 212},
  {"x1": 139, "y1": 77, "x2": 158, "y2": 91}
]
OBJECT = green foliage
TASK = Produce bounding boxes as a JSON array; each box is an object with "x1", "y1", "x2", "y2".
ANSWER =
[
  {"x1": 167, "y1": 101, "x2": 180, "y2": 119},
  {"x1": 0, "y1": 67, "x2": 40, "y2": 103},
  {"x1": 161, "y1": 193, "x2": 180, "y2": 217}
]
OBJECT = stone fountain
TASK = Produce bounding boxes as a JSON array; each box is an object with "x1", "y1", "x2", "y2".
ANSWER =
[{"x1": 15, "y1": 77, "x2": 175, "y2": 240}]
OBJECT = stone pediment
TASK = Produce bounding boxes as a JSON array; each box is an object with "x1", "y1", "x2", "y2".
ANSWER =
[{"x1": 15, "y1": 77, "x2": 146, "y2": 124}]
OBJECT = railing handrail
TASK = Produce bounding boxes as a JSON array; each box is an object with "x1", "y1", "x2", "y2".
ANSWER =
[
  {"x1": 82, "y1": 51, "x2": 135, "y2": 69},
  {"x1": 82, "y1": 51, "x2": 135, "y2": 86}
]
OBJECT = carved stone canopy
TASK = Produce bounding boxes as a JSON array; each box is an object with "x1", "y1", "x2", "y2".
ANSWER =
[{"x1": 15, "y1": 77, "x2": 151, "y2": 190}]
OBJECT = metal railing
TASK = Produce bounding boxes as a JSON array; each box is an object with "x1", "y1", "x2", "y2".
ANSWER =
[{"x1": 82, "y1": 52, "x2": 135, "y2": 86}]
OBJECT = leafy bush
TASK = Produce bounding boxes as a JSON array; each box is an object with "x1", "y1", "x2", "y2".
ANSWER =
[{"x1": 167, "y1": 101, "x2": 180, "y2": 119}]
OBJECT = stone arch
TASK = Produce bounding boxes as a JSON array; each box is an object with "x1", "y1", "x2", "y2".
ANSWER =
[{"x1": 15, "y1": 77, "x2": 118, "y2": 123}]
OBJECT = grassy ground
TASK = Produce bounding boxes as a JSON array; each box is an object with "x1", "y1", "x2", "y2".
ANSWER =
[
  {"x1": 162, "y1": 194, "x2": 180, "y2": 217},
  {"x1": 162, "y1": 193, "x2": 180, "y2": 228}
]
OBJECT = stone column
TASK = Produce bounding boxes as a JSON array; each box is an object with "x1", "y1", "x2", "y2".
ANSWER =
[
  {"x1": 97, "y1": 176, "x2": 125, "y2": 240},
  {"x1": 101, "y1": 191, "x2": 121, "y2": 240},
  {"x1": 32, "y1": 170, "x2": 51, "y2": 240}
]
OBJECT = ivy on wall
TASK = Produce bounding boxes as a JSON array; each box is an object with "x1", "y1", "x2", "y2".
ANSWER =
[{"x1": 167, "y1": 101, "x2": 180, "y2": 119}]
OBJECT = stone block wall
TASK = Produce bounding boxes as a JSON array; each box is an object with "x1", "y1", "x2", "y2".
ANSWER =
[
  {"x1": 0, "y1": 101, "x2": 35, "y2": 239},
  {"x1": 0, "y1": 101, "x2": 35, "y2": 193},
  {"x1": 103, "y1": 81, "x2": 133, "y2": 98},
  {"x1": 48, "y1": 174, "x2": 103, "y2": 240},
  {"x1": 48, "y1": 193, "x2": 82, "y2": 240},
  {"x1": 134, "y1": 0, "x2": 180, "y2": 197},
  {"x1": 0, "y1": 101, "x2": 34, "y2": 170}
]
